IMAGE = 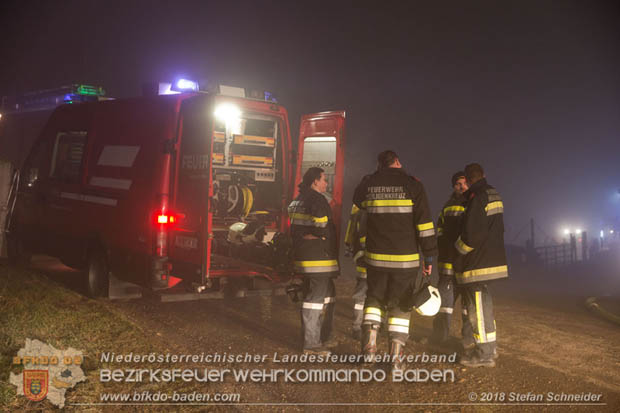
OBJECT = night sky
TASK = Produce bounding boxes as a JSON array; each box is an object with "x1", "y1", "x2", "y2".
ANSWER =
[{"x1": 1, "y1": 0, "x2": 619, "y2": 246}]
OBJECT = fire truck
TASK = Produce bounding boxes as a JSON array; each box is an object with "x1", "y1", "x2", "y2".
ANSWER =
[{"x1": 4, "y1": 81, "x2": 346, "y2": 297}]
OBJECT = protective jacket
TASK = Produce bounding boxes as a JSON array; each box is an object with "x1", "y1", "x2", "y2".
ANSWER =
[
  {"x1": 288, "y1": 187, "x2": 339, "y2": 277},
  {"x1": 436, "y1": 192, "x2": 466, "y2": 276},
  {"x1": 352, "y1": 167, "x2": 438, "y2": 271},
  {"x1": 454, "y1": 178, "x2": 508, "y2": 284},
  {"x1": 344, "y1": 205, "x2": 368, "y2": 277}
]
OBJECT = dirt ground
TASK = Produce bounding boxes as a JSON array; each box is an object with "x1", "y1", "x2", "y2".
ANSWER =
[{"x1": 4, "y1": 253, "x2": 620, "y2": 412}]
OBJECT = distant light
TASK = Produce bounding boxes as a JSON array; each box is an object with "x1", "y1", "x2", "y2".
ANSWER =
[
  {"x1": 576, "y1": 228, "x2": 582, "y2": 234},
  {"x1": 611, "y1": 230, "x2": 615, "y2": 234},
  {"x1": 563, "y1": 228, "x2": 570, "y2": 235},
  {"x1": 600, "y1": 230, "x2": 604, "y2": 238},
  {"x1": 174, "y1": 78, "x2": 199, "y2": 92},
  {"x1": 305, "y1": 137, "x2": 337, "y2": 142},
  {"x1": 214, "y1": 103, "x2": 241, "y2": 122}
]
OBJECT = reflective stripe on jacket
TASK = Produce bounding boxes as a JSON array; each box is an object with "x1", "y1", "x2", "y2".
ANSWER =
[{"x1": 437, "y1": 192, "x2": 466, "y2": 276}]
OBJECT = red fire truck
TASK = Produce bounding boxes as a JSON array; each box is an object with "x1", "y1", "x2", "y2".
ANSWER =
[{"x1": 5, "y1": 82, "x2": 346, "y2": 297}]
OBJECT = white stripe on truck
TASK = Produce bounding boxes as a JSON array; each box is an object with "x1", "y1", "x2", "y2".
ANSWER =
[
  {"x1": 97, "y1": 145, "x2": 140, "y2": 167},
  {"x1": 61, "y1": 192, "x2": 118, "y2": 206},
  {"x1": 89, "y1": 176, "x2": 132, "y2": 190}
]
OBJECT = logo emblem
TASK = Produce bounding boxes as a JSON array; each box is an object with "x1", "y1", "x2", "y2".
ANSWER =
[{"x1": 23, "y1": 370, "x2": 48, "y2": 402}]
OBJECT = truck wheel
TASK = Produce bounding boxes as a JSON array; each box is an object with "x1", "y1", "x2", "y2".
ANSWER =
[
  {"x1": 6, "y1": 235, "x2": 31, "y2": 266},
  {"x1": 86, "y1": 249, "x2": 109, "y2": 298}
]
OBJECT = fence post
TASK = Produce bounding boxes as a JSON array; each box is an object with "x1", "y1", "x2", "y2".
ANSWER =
[{"x1": 0, "y1": 160, "x2": 13, "y2": 257}]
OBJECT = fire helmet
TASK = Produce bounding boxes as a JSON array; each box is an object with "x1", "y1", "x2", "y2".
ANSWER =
[{"x1": 414, "y1": 284, "x2": 441, "y2": 316}]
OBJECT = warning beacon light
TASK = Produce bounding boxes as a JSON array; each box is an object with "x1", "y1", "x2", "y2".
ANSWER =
[{"x1": 171, "y1": 78, "x2": 199, "y2": 92}]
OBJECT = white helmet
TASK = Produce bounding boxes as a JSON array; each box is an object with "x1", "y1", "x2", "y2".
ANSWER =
[{"x1": 414, "y1": 285, "x2": 441, "y2": 316}]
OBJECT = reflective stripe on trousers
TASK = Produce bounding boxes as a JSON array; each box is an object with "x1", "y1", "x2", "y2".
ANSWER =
[
  {"x1": 388, "y1": 316, "x2": 410, "y2": 334},
  {"x1": 461, "y1": 283, "x2": 496, "y2": 358},
  {"x1": 363, "y1": 307, "x2": 384, "y2": 324}
]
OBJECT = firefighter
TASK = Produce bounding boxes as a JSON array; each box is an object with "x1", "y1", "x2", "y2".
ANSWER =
[
  {"x1": 344, "y1": 204, "x2": 368, "y2": 340},
  {"x1": 454, "y1": 163, "x2": 508, "y2": 367},
  {"x1": 352, "y1": 150, "x2": 438, "y2": 371},
  {"x1": 288, "y1": 167, "x2": 339, "y2": 355},
  {"x1": 430, "y1": 171, "x2": 474, "y2": 349}
]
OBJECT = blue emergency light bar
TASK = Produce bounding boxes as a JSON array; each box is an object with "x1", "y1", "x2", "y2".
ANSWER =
[
  {"x1": 171, "y1": 78, "x2": 200, "y2": 92},
  {"x1": 159, "y1": 78, "x2": 277, "y2": 103}
]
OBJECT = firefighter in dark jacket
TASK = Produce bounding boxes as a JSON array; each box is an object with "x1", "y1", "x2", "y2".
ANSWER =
[
  {"x1": 430, "y1": 171, "x2": 474, "y2": 348},
  {"x1": 288, "y1": 167, "x2": 339, "y2": 355},
  {"x1": 352, "y1": 150, "x2": 438, "y2": 371},
  {"x1": 454, "y1": 163, "x2": 508, "y2": 367},
  {"x1": 344, "y1": 204, "x2": 369, "y2": 340}
]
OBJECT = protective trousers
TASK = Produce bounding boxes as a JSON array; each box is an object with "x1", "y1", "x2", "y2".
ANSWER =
[
  {"x1": 301, "y1": 276, "x2": 336, "y2": 350},
  {"x1": 461, "y1": 283, "x2": 496, "y2": 358},
  {"x1": 363, "y1": 268, "x2": 415, "y2": 344},
  {"x1": 352, "y1": 272, "x2": 367, "y2": 332},
  {"x1": 432, "y1": 275, "x2": 474, "y2": 346}
]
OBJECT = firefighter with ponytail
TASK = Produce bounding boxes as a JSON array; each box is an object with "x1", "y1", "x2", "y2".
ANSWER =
[{"x1": 288, "y1": 167, "x2": 339, "y2": 355}]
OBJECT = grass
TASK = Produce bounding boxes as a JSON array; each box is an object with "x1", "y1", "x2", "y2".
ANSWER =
[{"x1": 0, "y1": 264, "x2": 217, "y2": 412}]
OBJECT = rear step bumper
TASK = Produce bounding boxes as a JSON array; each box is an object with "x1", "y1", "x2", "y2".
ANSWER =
[{"x1": 156, "y1": 286, "x2": 287, "y2": 303}]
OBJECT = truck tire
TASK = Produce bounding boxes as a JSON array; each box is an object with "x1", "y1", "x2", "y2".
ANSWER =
[
  {"x1": 86, "y1": 249, "x2": 109, "y2": 298},
  {"x1": 6, "y1": 235, "x2": 31, "y2": 266}
]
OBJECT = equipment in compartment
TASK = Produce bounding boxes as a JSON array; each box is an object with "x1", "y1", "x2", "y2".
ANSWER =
[
  {"x1": 211, "y1": 116, "x2": 277, "y2": 182},
  {"x1": 227, "y1": 221, "x2": 266, "y2": 245},
  {"x1": 213, "y1": 172, "x2": 254, "y2": 218},
  {"x1": 211, "y1": 112, "x2": 283, "y2": 276}
]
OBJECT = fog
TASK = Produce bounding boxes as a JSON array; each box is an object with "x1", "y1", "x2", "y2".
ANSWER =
[{"x1": 1, "y1": 0, "x2": 619, "y2": 248}]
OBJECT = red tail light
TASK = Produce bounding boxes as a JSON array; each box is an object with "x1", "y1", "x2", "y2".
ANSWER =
[
  {"x1": 153, "y1": 211, "x2": 184, "y2": 257},
  {"x1": 154, "y1": 212, "x2": 182, "y2": 225},
  {"x1": 157, "y1": 214, "x2": 171, "y2": 224}
]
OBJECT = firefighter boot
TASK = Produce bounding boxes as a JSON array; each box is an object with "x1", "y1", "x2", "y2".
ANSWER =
[
  {"x1": 430, "y1": 312, "x2": 450, "y2": 347},
  {"x1": 390, "y1": 340, "x2": 406, "y2": 373},
  {"x1": 361, "y1": 324, "x2": 378, "y2": 359},
  {"x1": 459, "y1": 347, "x2": 496, "y2": 368}
]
